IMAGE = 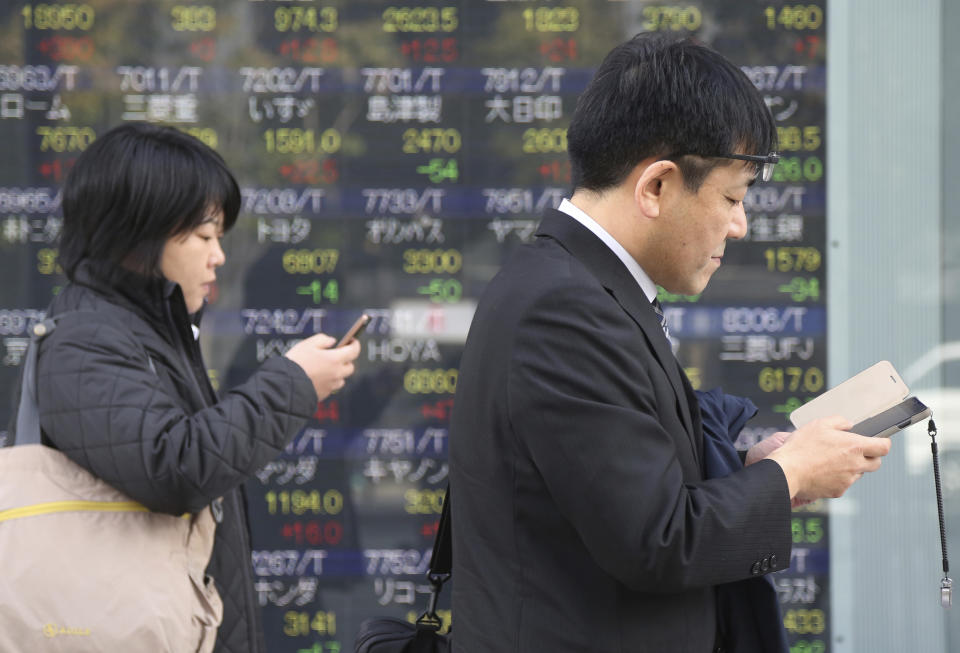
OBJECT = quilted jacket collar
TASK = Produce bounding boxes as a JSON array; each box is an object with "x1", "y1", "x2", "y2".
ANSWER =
[{"x1": 71, "y1": 259, "x2": 204, "y2": 335}]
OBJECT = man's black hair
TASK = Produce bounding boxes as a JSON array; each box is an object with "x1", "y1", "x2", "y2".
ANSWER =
[
  {"x1": 59, "y1": 122, "x2": 241, "y2": 280},
  {"x1": 567, "y1": 33, "x2": 778, "y2": 193}
]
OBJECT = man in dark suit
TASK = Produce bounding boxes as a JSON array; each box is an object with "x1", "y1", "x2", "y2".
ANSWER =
[{"x1": 449, "y1": 34, "x2": 891, "y2": 652}]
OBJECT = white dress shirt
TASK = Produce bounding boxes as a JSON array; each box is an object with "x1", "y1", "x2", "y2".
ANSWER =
[{"x1": 557, "y1": 198, "x2": 658, "y2": 304}]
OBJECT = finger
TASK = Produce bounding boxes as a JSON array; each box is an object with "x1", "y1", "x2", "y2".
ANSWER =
[
  {"x1": 856, "y1": 435, "x2": 893, "y2": 457},
  {"x1": 769, "y1": 431, "x2": 791, "y2": 446},
  {"x1": 323, "y1": 344, "x2": 356, "y2": 363},
  {"x1": 818, "y1": 415, "x2": 853, "y2": 431},
  {"x1": 344, "y1": 339, "x2": 361, "y2": 358},
  {"x1": 311, "y1": 333, "x2": 337, "y2": 348},
  {"x1": 861, "y1": 456, "x2": 884, "y2": 473},
  {"x1": 332, "y1": 339, "x2": 361, "y2": 359},
  {"x1": 758, "y1": 432, "x2": 788, "y2": 448}
]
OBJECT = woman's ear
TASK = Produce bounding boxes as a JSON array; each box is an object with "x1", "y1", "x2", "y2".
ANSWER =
[{"x1": 634, "y1": 160, "x2": 679, "y2": 220}]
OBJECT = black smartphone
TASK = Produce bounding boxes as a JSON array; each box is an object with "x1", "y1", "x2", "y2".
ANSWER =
[
  {"x1": 849, "y1": 396, "x2": 931, "y2": 438},
  {"x1": 335, "y1": 313, "x2": 371, "y2": 348}
]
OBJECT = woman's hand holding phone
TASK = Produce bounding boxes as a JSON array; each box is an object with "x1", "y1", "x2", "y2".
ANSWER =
[{"x1": 284, "y1": 328, "x2": 361, "y2": 401}]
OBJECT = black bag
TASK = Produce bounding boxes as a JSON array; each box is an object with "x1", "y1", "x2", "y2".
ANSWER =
[
  {"x1": 354, "y1": 616, "x2": 450, "y2": 653},
  {"x1": 354, "y1": 490, "x2": 452, "y2": 653}
]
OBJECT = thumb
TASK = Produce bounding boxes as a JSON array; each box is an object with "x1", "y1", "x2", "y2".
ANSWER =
[
  {"x1": 817, "y1": 415, "x2": 853, "y2": 431},
  {"x1": 309, "y1": 333, "x2": 337, "y2": 348}
]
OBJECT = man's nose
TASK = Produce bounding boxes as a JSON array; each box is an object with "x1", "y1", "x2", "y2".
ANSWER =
[{"x1": 728, "y1": 206, "x2": 748, "y2": 240}]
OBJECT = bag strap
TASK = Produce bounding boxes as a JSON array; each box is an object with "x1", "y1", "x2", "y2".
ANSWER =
[
  {"x1": 13, "y1": 318, "x2": 57, "y2": 446},
  {"x1": 415, "y1": 485, "x2": 451, "y2": 633},
  {"x1": 429, "y1": 486, "x2": 451, "y2": 575},
  {"x1": 13, "y1": 313, "x2": 87, "y2": 447}
]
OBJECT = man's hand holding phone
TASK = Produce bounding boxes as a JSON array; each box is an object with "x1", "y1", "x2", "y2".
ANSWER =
[{"x1": 763, "y1": 417, "x2": 892, "y2": 506}]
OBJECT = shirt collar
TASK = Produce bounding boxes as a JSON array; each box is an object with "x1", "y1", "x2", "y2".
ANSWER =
[{"x1": 557, "y1": 198, "x2": 658, "y2": 304}]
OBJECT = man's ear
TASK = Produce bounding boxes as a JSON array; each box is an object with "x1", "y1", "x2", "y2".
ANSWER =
[{"x1": 633, "y1": 160, "x2": 679, "y2": 219}]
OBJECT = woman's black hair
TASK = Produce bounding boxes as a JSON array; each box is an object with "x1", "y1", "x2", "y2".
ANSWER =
[
  {"x1": 567, "y1": 33, "x2": 778, "y2": 193},
  {"x1": 59, "y1": 122, "x2": 241, "y2": 280}
]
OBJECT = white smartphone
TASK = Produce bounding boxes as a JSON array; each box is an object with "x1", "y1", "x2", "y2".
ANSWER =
[{"x1": 790, "y1": 360, "x2": 909, "y2": 428}]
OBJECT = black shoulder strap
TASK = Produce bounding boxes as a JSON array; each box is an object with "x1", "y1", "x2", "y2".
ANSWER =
[
  {"x1": 414, "y1": 485, "x2": 452, "y2": 633},
  {"x1": 429, "y1": 486, "x2": 451, "y2": 575}
]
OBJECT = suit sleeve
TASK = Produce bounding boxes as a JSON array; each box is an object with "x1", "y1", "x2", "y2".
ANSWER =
[
  {"x1": 506, "y1": 284, "x2": 792, "y2": 592},
  {"x1": 36, "y1": 317, "x2": 318, "y2": 515}
]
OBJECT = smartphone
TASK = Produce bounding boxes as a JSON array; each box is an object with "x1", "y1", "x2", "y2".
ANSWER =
[
  {"x1": 849, "y1": 396, "x2": 931, "y2": 438},
  {"x1": 790, "y1": 360, "x2": 909, "y2": 428},
  {"x1": 335, "y1": 313, "x2": 371, "y2": 348}
]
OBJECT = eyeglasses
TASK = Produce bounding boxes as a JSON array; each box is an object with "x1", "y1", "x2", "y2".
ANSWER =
[{"x1": 716, "y1": 152, "x2": 780, "y2": 182}]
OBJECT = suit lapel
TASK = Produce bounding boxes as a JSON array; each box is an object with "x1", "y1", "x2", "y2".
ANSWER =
[{"x1": 536, "y1": 209, "x2": 702, "y2": 467}]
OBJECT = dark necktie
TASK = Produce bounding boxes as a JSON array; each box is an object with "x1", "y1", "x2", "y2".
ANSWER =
[{"x1": 652, "y1": 297, "x2": 671, "y2": 342}]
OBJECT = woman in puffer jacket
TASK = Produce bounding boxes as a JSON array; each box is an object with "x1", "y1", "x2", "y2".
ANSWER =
[{"x1": 33, "y1": 122, "x2": 360, "y2": 653}]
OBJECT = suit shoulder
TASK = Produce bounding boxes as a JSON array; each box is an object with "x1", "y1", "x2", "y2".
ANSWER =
[{"x1": 491, "y1": 236, "x2": 603, "y2": 296}]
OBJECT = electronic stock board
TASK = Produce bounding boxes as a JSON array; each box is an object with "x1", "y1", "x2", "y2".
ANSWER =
[{"x1": 0, "y1": 1, "x2": 827, "y2": 651}]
